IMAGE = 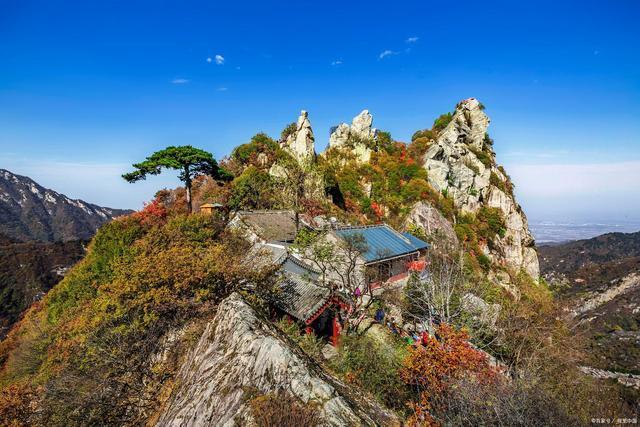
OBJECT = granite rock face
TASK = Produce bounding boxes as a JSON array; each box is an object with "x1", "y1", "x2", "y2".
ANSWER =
[
  {"x1": 422, "y1": 98, "x2": 539, "y2": 280},
  {"x1": 404, "y1": 201, "x2": 458, "y2": 251},
  {"x1": 156, "y1": 293, "x2": 397, "y2": 427},
  {"x1": 329, "y1": 110, "x2": 377, "y2": 163},
  {"x1": 282, "y1": 110, "x2": 316, "y2": 164}
]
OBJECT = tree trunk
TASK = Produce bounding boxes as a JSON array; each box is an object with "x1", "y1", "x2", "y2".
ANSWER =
[
  {"x1": 185, "y1": 166, "x2": 192, "y2": 214},
  {"x1": 186, "y1": 184, "x2": 192, "y2": 214}
]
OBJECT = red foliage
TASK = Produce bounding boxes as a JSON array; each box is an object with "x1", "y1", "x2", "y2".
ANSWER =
[
  {"x1": 301, "y1": 198, "x2": 326, "y2": 217},
  {"x1": 400, "y1": 324, "x2": 496, "y2": 425},
  {"x1": 134, "y1": 197, "x2": 168, "y2": 227},
  {"x1": 370, "y1": 201, "x2": 384, "y2": 219}
]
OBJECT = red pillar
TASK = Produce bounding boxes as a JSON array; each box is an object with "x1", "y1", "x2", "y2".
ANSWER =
[{"x1": 331, "y1": 316, "x2": 341, "y2": 347}]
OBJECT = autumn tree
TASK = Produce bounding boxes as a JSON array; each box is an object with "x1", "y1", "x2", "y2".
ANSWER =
[
  {"x1": 293, "y1": 230, "x2": 381, "y2": 332},
  {"x1": 123, "y1": 145, "x2": 228, "y2": 213},
  {"x1": 399, "y1": 323, "x2": 495, "y2": 425},
  {"x1": 271, "y1": 151, "x2": 308, "y2": 230},
  {"x1": 403, "y1": 249, "x2": 466, "y2": 332}
]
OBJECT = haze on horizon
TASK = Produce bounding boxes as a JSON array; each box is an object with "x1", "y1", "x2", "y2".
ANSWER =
[{"x1": 1, "y1": 0, "x2": 639, "y2": 225}]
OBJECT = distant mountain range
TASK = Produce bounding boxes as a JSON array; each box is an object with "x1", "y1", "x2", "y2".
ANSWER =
[
  {"x1": 0, "y1": 169, "x2": 131, "y2": 242},
  {"x1": 530, "y1": 221, "x2": 640, "y2": 245},
  {"x1": 0, "y1": 169, "x2": 132, "y2": 338},
  {"x1": 539, "y1": 231, "x2": 640, "y2": 382},
  {"x1": 539, "y1": 230, "x2": 640, "y2": 277}
]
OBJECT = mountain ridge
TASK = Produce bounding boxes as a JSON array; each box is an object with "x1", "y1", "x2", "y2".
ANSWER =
[{"x1": 0, "y1": 169, "x2": 131, "y2": 242}]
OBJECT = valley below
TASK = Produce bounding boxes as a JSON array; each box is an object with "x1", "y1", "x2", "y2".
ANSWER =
[{"x1": 539, "y1": 231, "x2": 640, "y2": 400}]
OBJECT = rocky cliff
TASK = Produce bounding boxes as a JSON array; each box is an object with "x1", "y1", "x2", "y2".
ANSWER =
[
  {"x1": 329, "y1": 110, "x2": 377, "y2": 163},
  {"x1": 156, "y1": 293, "x2": 397, "y2": 426},
  {"x1": 422, "y1": 99, "x2": 539, "y2": 279},
  {"x1": 0, "y1": 169, "x2": 131, "y2": 242},
  {"x1": 280, "y1": 110, "x2": 316, "y2": 165}
]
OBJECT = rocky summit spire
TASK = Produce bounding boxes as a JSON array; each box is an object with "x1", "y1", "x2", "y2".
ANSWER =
[
  {"x1": 282, "y1": 110, "x2": 315, "y2": 164},
  {"x1": 423, "y1": 98, "x2": 539, "y2": 280},
  {"x1": 329, "y1": 109, "x2": 377, "y2": 162}
]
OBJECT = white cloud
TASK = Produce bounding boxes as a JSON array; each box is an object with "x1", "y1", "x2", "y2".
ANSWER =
[
  {"x1": 216, "y1": 87, "x2": 228, "y2": 92},
  {"x1": 206, "y1": 57, "x2": 213, "y2": 63},
  {"x1": 331, "y1": 59, "x2": 343, "y2": 66},
  {"x1": 378, "y1": 50, "x2": 398, "y2": 60},
  {"x1": 171, "y1": 78, "x2": 190, "y2": 84},
  {"x1": 406, "y1": 36, "x2": 419, "y2": 43},
  {"x1": 215, "y1": 54, "x2": 225, "y2": 65}
]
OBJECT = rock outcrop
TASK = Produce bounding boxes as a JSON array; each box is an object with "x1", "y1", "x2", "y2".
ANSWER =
[
  {"x1": 422, "y1": 99, "x2": 539, "y2": 280},
  {"x1": 156, "y1": 293, "x2": 397, "y2": 427},
  {"x1": 281, "y1": 110, "x2": 316, "y2": 165},
  {"x1": 329, "y1": 110, "x2": 377, "y2": 163},
  {"x1": 404, "y1": 201, "x2": 458, "y2": 250}
]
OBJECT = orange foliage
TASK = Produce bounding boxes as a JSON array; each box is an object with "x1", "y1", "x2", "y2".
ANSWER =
[
  {"x1": 0, "y1": 383, "x2": 36, "y2": 426},
  {"x1": 133, "y1": 197, "x2": 168, "y2": 227},
  {"x1": 370, "y1": 201, "x2": 384, "y2": 220},
  {"x1": 400, "y1": 324, "x2": 496, "y2": 425}
]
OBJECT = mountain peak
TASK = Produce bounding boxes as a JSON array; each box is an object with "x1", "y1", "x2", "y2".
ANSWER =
[
  {"x1": 0, "y1": 169, "x2": 131, "y2": 242},
  {"x1": 422, "y1": 100, "x2": 539, "y2": 281}
]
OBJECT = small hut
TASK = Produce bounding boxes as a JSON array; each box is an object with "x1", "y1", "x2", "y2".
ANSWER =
[{"x1": 200, "y1": 202, "x2": 224, "y2": 215}]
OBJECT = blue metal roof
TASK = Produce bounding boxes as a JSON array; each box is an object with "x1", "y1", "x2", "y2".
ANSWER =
[
  {"x1": 334, "y1": 225, "x2": 430, "y2": 263},
  {"x1": 402, "y1": 232, "x2": 430, "y2": 251}
]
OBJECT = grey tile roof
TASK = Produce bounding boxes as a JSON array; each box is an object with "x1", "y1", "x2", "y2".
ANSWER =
[
  {"x1": 275, "y1": 257, "x2": 332, "y2": 323},
  {"x1": 236, "y1": 210, "x2": 299, "y2": 242}
]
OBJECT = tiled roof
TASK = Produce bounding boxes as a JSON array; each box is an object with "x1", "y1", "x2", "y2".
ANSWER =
[
  {"x1": 334, "y1": 224, "x2": 430, "y2": 263},
  {"x1": 275, "y1": 257, "x2": 331, "y2": 322},
  {"x1": 236, "y1": 210, "x2": 299, "y2": 242}
]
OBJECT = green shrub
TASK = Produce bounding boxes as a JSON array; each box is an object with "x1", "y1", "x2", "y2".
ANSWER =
[
  {"x1": 280, "y1": 122, "x2": 297, "y2": 141},
  {"x1": 275, "y1": 318, "x2": 324, "y2": 360},
  {"x1": 477, "y1": 206, "x2": 507, "y2": 240},
  {"x1": 332, "y1": 333, "x2": 410, "y2": 411},
  {"x1": 490, "y1": 171, "x2": 506, "y2": 192},
  {"x1": 463, "y1": 159, "x2": 480, "y2": 175},
  {"x1": 232, "y1": 133, "x2": 279, "y2": 164},
  {"x1": 468, "y1": 146, "x2": 492, "y2": 167},
  {"x1": 407, "y1": 136, "x2": 432, "y2": 160},
  {"x1": 228, "y1": 166, "x2": 278, "y2": 210},
  {"x1": 433, "y1": 112, "x2": 454, "y2": 131},
  {"x1": 477, "y1": 254, "x2": 491, "y2": 271},
  {"x1": 406, "y1": 223, "x2": 427, "y2": 241},
  {"x1": 483, "y1": 132, "x2": 494, "y2": 147},
  {"x1": 411, "y1": 129, "x2": 435, "y2": 141}
]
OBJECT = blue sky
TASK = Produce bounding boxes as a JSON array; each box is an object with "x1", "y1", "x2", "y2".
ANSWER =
[{"x1": 1, "y1": 0, "x2": 639, "y2": 223}]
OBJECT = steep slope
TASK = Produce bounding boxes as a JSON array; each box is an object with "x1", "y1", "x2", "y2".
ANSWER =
[
  {"x1": 539, "y1": 232, "x2": 640, "y2": 377},
  {"x1": 0, "y1": 169, "x2": 131, "y2": 242},
  {"x1": 0, "y1": 235, "x2": 85, "y2": 339},
  {"x1": 157, "y1": 293, "x2": 397, "y2": 426},
  {"x1": 421, "y1": 98, "x2": 539, "y2": 279}
]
